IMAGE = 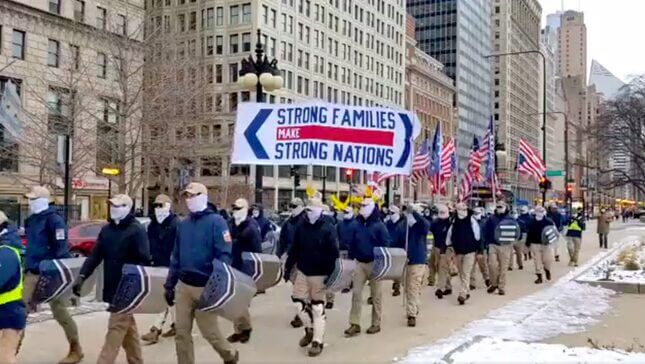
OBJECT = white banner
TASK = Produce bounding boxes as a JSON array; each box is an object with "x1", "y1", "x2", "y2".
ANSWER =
[{"x1": 232, "y1": 102, "x2": 420, "y2": 175}]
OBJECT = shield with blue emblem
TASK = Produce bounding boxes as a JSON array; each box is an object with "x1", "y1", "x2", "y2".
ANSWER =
[
  {"x1": 325, "y1": 258, "x2": 356, "y2": 292},
  {"x1": 370, "y1": 247, "x2": 407, "y2": 281},
  {"x1": 108, "y1": 265, "x2": 168, "y2": 314},
  {"x1": 196, "y1": 259, "x2": 256, "y2": 321},
  {"x1": 240, "y1": 252, "x2": 282, "y2": 291},
  {"x1": 32, "y1": 258, "x2": 98, "y2": 305}
]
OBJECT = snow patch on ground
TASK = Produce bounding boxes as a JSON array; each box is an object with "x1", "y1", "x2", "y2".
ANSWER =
[
  {"x1": 448, "y1": 337, "x2": 645, "y2": 363},
  {"x1": 397, "y1": 237, "x2": 640, "y2": 364}
]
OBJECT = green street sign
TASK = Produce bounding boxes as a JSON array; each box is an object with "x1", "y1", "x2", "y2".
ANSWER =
[{"x1": 546, "y1": 170, "x2": 564, "y2": 177}]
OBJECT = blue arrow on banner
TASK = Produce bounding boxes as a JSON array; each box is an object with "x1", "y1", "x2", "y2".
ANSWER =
[
  {"x1": 244, "y1": 108, "x2": 272, "y2": 159},
  {"x1": 395, "y1": 113, "x2": 413, "y2": 168}
]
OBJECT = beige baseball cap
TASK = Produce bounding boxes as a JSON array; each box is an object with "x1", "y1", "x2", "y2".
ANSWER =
[
  {"x1": 154, "y1": 194, "x2": 172, "y2": 205},
  {"x1": 183, "y1": 182, "x2": 208, "y2": 196},
  {"x1": 306, "y1": 197, "x2": 325, "y2": 209},
  {"x1": 232, "y1": 198, "x2": 249, "y2": 210},
  {"x1": 25, "y1": 186, "x2": 51, "y2": 200},
  {"x1": 109, "y1": 194, "x2": 133, "y2": 209},
  {"x1": 0, "y1": 211, "x2": 7, "y2": 225}
]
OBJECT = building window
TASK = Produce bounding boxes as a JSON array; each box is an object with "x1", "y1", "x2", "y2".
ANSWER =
[
  {"x1": 206, "y1": 64, "x2": 213, "y2": 83},
  {"x1": 96, "y1": 7, "x2": 107, "y2": 30},
  {"x1": 216, "y1": 7, "x2": 223, "y2": 25},
  {"x1": 117, "y1": 14, "x2": 127, "y2": 35},
  {"x1": 11, "y1": 30, "x2": 25, "y2": 60},
  {"x1": 70, "y1": 45, "x2": 80, "y2": 70},
  {"x1": 47, "y1": 39, "x2": 60, "y2": 67},
  {"x1": 230, "y1": 5, "x2": 239, "y2": 24},
  {"x1": 178, "y1": 14, "x2": 186, "y2": 32},
  {"x1": 229, "y1": 63, "x2": 238, "y2": 82},
  {"x1": 206, "y1": 36, "x2": 214, "y2": 55},
  {"x1": 242, "y1": 32, "x2": 251, "y2": 52},
  {"x1": 189, "y1": 11, "x2": 196, "y2": 30},
  {"x1": 204, "y1": 7, "x2": 214, "y2": 28},
  {"x1": 97, "y1": 52, "x2": 107, "y2": 78},
  {"x1": 215, "y1": 64, "x2": 222, "y2": 83},
  {"x1": 230, "y1": 34, "x2": 238, "y2": 53},
  {"x1": 262, "y1": 5, "x2": 269, "y2": 24},
  {"x1": 242, "y1": 3, "x2": 252, "y2": 23},
  {"x1": 49, "y1": 0, "x2": 60, "y2": 14},
  {"x1": 74, "y1": 0, "x2": 85, "y2": 21},
  {"x1": 216, "y1": 36, "x2": 223, "y2": 54},
  {"x1": 229, "y1": 92, "x2": 238, "y2": 112}
]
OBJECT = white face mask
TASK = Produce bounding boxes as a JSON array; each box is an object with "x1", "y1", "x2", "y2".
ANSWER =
[
  {"x1": 457, "y1": 210, "x2": 468, "y2": 219},
  {"x1": 154, "y1": 205, "x2": 171, "y2": 223},
  {"x1": 496, "y1": 207, "x2": 506, "y2": 214},
  {"x1": 343, "y1": 211, "x2": 353, "y2": 220},
  {"x1": 233, "y1": 208, "x2": 248, "y2": 226},
  {"x1": 29, "y1": 198, "x2": 49, "y2": 215},
  {"x1": 252, "y1": 210, "x2": 260, "y2": 218},
  {"x1": 186, "y1": 194, "x2": 208, "y2": 213},
  {"x1": 535, "y1": 213, "x2": 544, "y2": 221},
  {"x1": 438, "y1": 212, "x2": 449, "y2": 219},
  {"x1": 110, "y1": 206, "x2": 130, "y2": 223},
  {"x1": 359, "y1": 202, "x2": 375, "y2": 219},
  {"x1": 306, "y1": 207, "x2": 322, "y2": 224},
  {"x1": 291, "y1": 205, "x2": 304, "y2": 217},
  {"x1": 390, "y1": 213, "x2": 400, "y2": 223}
]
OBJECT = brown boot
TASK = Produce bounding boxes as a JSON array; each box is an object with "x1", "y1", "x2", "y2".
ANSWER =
[
  {"x1": 58, "y1": 341, "x2": 84, "y2": 364},
  {"x1": 142, "y1": 326, "x2": 162, "y2": 343},
  {"x1": 161, "y1": 324, "x2": 176, "y2": 338}
]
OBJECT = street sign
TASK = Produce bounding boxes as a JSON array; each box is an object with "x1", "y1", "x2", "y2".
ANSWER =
[
  {"x1": 546, "y1": 170, "x2": 564, "y2": 177},
  {"x1": 232, "y1": 102, "x2": 421, "y2": 175}
]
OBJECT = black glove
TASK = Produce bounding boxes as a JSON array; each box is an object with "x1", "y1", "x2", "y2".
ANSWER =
[
  {"x1": 72, "y1": 275, "x2": 85, "y2": 297},
  {"x1": 283, "y1": 269, "x2": 291, "y2": 283},
  {"x1": 164, "y1": 289, "x2": 175, "y2": 306}
]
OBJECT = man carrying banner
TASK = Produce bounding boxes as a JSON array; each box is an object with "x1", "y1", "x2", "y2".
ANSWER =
[
  {"x1": 345, "y1": 197, "x2": 390, "y2": 337},
  {"x1": 21, "y1": 186, "x2": 84, "y2": 364},
  {"x1": 163, "y1": 183, "x2": 238, "y2": 364},
  {"x1": 74, "y1": 194, "x2": 150, "y2": 364},
  {"x1": 284, "y1": 195, "x2": 339, "y2": 357}
]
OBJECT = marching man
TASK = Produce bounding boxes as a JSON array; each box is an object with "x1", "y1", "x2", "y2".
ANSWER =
[
  {"x1": 484, "y1": 201, "x2": 518, "y2": 295},
  {"x1": 431, "y1": 205, "x2": 453, "y2": 299},
  {"x1": 517, "y1": 205, "x2": 533, "y2": 261},
  {"x1": 400, "y1": 204, "x2": 430, "y2": 326},
  {"x1": 284, "y1": 195, "x2": 339, "y2": 357},
  {"x1": 565, "y1": 208, "x2": 586, "y2": 267},
  {"x1": 386, "y1": 205, "x2": 406, "y2": 297},
  {"x1": 345, "y1": 197, "x2": 390, "y2": 337},
  {"x1": 446, "y1": 203, "x2": 481, "y2": 305},
  {"x1": 527, "y1": 206, "x2": 556, "y2": 283},
  {"x1": 469, "y1": 207, "x2": 490, "y2": 290}
]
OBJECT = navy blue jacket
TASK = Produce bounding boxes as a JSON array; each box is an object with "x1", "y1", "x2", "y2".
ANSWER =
[
  {"x1": 0, "y1": 223, "x2": 24, "y2": 252},
  {"x1": 80, "y1": 214, "x2": 150, "y2": 304},
  {"x1": 430, "y1": 217, "x2": 451, "y2": 253},
  {"x1": 548, "y1": 211, "x2": 564, "y2": 231},
  {"x1": 406, "y1": 212, "x2": 430, "y2": 265},
  {"x1": 483, "y1": 212, "x2": 512, "y2": 246},
  {"x1": 526, "y1": 217, "x2": 556, "y2": 245},
  {"x1": 24, "y1": 207, "x2": 70, "y2": 273},
  {"x1": 337, "y1": 217, "x2": 358, "y2": 251},
  {"x1": 277, "y1": 212, "x2": 305, "y2": 257},
  {"x1": 388, "y1": 218, "x2": 408, "y2": 250},
  {"x1": 517, "y1": 213, "x2": 532, "y2": 233},
  {"x1": 252, "y1": 205, "x2": 273, "y2": 241},
  {"x1": 349, "y1": 209, "x2": 390, "y2": 263},
  {"x1": 165, "y1": 209, "x2": 233, "y2": 290},
  {"x1": 449, "y1": 216, "x2": 480, "y2": 255},
  {"x1": 230, "y1": 216, "x2": 262, "y2": 270},
  {"x1": 0, "y1": 242, "x2": 26, "y2": 330},
  {"x1": 148, "y1": 213, "x2": 179, "y2": 267},
  {"x1": 285, "y1": 217, "x2": 339, "y2": 277}
]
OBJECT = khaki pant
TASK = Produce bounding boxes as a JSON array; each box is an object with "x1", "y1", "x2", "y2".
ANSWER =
[
  {"x1": 153, "y1": 306, "x2": 175, "y2": 332},
  {"x1": 427, "y1": 247, "x2": 440, "y2": 285},
  {"x1": 456, "y1": 253, "x2": 475, "y2": 298},
  {"x1": 292, "y1": 272, "x2": 327, "y2": 303},
  {"x1": 531, "y1": 244, "x2": 554, "y2": 275},
  {"x1": 175, "y1": 282, "x2": 236, "y2": 364},
  {"x1": 488, "y1": 245, "x2": 511, "y2": 290},
  {"x1": 567, "y1": 237, "x2": 582, "y2": 265},
  {"x1": 469, "y1": 253, "x2": 489, "y2": 287},
  {"x1": 509, "y1": 240, "x2": 525, "y2": 269},
  {"x1": 437, "y1": 250, "x2": 453, "y2": 291},
  {"x1": 233, "y1": 309, "x2": 251, "y2": 334},
  {"x1": 404, "y1": 264, "x2": 426, "y2": 318},
  {"x1": 349, "y1": 262, "x2": 382, "y2": 327},
  {"x1": 0, "y1": 329, "x2": 20, "y2": 364},
  {"x1": 22, "y1": 272, "x2": 79, "y2": 344},
  {"x1": 97, "y1": 313, "x2": 142, "y2": 364}
]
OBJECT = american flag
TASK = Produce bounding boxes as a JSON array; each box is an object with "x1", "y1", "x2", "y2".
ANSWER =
[
  {"x1": 481, "y1": 118, "x2": 500, "y2": 197},
  {"x1": 411, "y1": 139, "x2": 431, "y2": 183},
  {"x1": 459, "y1": 137, "x2": 482, "y2": 201},
  {"x1": 371, "y1": 171, "x2": 396, "y2": 185},
  {"x1": 438, "y1": 138, "x2": 456, "y2": 195},
  {"x1": 517, "y1": 138, "x2": 546, "y2": 180},
  {"x1": 429, "y1": 123, "x2": 443, "y2": 194}
]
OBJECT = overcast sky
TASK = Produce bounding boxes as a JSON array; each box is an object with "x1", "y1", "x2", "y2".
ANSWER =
[{"x1": 539, "y1": 0, "x2": 644, "y2": 81}]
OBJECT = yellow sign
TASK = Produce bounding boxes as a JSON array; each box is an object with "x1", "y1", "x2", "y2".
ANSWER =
[{"x1": 101, "y1": 167, "x2": 120, "y2": 176}]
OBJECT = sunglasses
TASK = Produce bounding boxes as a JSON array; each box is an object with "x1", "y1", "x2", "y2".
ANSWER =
[
  {"x1": 289, "y1": 204, "x2": 299, "y2": 208},
  {"x1": 110, "y1": 203, "x2": 128, "y2": 208},
  {"x1": 153, "y1": 203, "x2": 165, "y2": 208},
  {"x1": 231, "y1": 206, "x2": 243, "y2": 211}
]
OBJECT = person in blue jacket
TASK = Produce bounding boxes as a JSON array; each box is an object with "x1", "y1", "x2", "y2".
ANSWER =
[
  {"x1": 337, "y1": 206, "x2": 358, "y2": 256},
  {"x1": 446, "y1": 203, "x2": 481, "y2": 305},
  {"x1": 21, "y1": 186, "x2": 83, "y2": 364},
  {"x1": 251, "y1": 203, "x2": 273, "y2": 241},
  {"x1": 431, "y1": 205, "x2": 453, "y2": 299},
  {"x1": 227, "y1": 198, "x2": 262, "y2": 344},
  {"x1": 142, "y1": 194, "x2": 180, "y2": 344},
  {"x1": 400, "y1": 204, "x2": 430, "y2": 327},
  {"x1": 527, "y1": 206, "x2": 556, "y2": 284},
  {"x1": 469, "y1": 207, "x2": 490, "y2": 290},
  {"x1": 548, "y1": 204, "x2": 564, "y2": 262},
  {"x1": 0, "y1": 211, "x2": 25, "y2": 364},
  {"x1": 163, "y1": 183, "x2": 238, "y2": 364},
  {"x1": 483, "y1": 201, "x2": 516, "y2": 295},
  {"x1": 517, "y1": 205, "x2": 533, "y2": 261},
  {"x1": 344, "y1": 197, "x2": 390, "y2": 337},
  {"x1": 385, "y1": 206, "x2": 406, "y2": 297}
]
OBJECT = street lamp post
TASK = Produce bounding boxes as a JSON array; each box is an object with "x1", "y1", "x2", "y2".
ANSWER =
[
  {"x1": 102, "y1": 167, "x2": 121, "y2": 200},
  {"x1": 238, "y1": 29, "x2": 283, "y2": 205},
  {"x1": 485, "y1": 50, "x2": 547, "y2": 205}
]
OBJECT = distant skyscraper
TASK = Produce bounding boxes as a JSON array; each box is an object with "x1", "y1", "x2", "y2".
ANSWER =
[
  {"x1": 589, "y1": 60, "x2": 625, "y2": 100},
  {"x1": 407, "y1": 0, "x2": 492, "y2": 171},
  {"x1": 557, "y1": 10, "x2": 587, "y2": 82}
]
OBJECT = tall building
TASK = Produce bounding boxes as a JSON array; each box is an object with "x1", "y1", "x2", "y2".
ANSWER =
[
  {"x1": 557, "y1": 10, "x2": 586, "y2": 81},
  {"x1": 589, "y1": 59, "x2": 625, "y2": 100},
  {"x1": 144, "y1": 0, "x2": 407, "y2": 210},
  {"x1": 0, "y1": 0, "x2": 145, "y2": 221},
  {"x1": 407, "y1": 0, "x2": 492, "y2": 170},
  {"x1": 403, "y1": 15, "x2": 455, "y2": 201},
  {"x1": 490, "y1": 0, "x2": 542, "y2": 201}
]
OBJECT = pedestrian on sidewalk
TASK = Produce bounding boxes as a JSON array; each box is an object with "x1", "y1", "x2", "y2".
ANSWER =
[
  {"x1": 430, "y1": 205, "x2": 453, "y2": 298},
  {"x1": 517, "y1": 206, "x2": 533, "y2": 261},
  {"x1": 527, "y1": 206, "x2": 555, "y2": 284},
  {"x1": 566, "y1": 209, "x2": 586, "y2": 267},
  {"x1": 163, "y1": 183, "x2": 239, "y2": 364},
  {"x1": 141, "y1": 194, "x2": 179, "y2": 345},
  {"x1": 508, "y1": 206, "x2": 529, "y2": 271},
  {"x1": 469, "y1": 207, "x2": 490, "y2": 290},
  {"x1": 344, "y1": 197, "x2": 390, "y2": 337},
  {"x1": 547, "y1": 205, "x2": 564, "y2": 262},
  {"x1": 284, "y1": 195, "x2": 339, "y2": 357},
  {"x1": 0, "y1": 210, "x2": 25, "y2": 364},
  {"x1": 73, "y1": 194, "x2": 150, "y2": 364},
  {"x1": 447, "y1": 203, "x2": 481, "y2": 305},
  {"x1": 385, "y1": 205, "x2": 406, "y2": 297},
  {"x1": 484, "y1": 201, "x2": 519, "y2": 296},
  {"x1": 227, "y1": 198, "x2": 262, "y2": 345},
  {"x1": 597, "y1": 209, "x2": 612, "y2": 249},
  {"x1": 21, "y1": 186, "x2": 83, "y2": 364}
]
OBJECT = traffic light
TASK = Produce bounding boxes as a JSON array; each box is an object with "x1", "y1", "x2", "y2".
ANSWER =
[
  {"x1": 539, "y1": 176, "x2": 552, "y2": 191},
  {"x1": 294, "y1": 174, "x2": 301, "y2": 187},
  {"x1": 566, "y1": 183, "x2": 573, "y2": 199},
  {"x1": 345, "y1": 168, "x2": 353, "y2": 182}
]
